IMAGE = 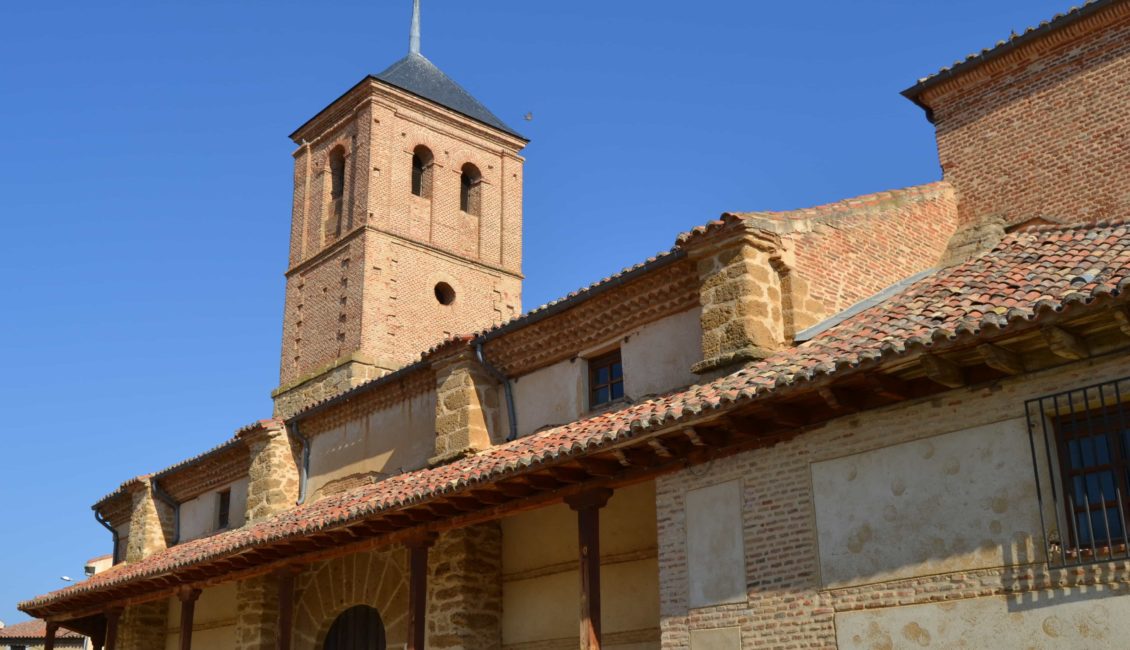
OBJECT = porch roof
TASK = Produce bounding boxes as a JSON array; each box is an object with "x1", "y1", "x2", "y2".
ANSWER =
[{"x1": 22, "y1": 220, "x2": 1130, "y2": 617}]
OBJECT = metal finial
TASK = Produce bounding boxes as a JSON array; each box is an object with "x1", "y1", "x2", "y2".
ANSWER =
[{"x1": 409, "y1": 0, "x2": 421, "y2": 55}]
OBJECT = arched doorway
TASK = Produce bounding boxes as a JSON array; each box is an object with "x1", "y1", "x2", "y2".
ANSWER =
[{"x1": 323, "y1": 605, "x2": 386, "y2": 650}]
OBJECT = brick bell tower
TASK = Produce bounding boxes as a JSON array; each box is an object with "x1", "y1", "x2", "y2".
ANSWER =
[{"x1": 274, "y1": 0, "x2": 527, "y2": 417}]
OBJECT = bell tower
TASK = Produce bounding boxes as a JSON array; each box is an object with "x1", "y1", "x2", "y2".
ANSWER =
[{"x1": 274, "y1": 0, "x2": 527, "y2": 417}]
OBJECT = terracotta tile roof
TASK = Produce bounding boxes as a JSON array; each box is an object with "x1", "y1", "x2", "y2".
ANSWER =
[
  {"x1": 0, "y1": 619, "x2": 83, "y2": 639},
  {"x1": 21, "y1": 220, "x2": 1130, "y2": 614},
  {"x1": 903, "y1": 0, "x2": 1117, "y2": 101}
]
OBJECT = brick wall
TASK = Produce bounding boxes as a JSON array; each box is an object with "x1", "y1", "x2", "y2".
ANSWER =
[
  {"x1": 277, "y1": 80, "x2": 526, "y2": 407},
  {"x1": 656, "y1": 352, "x2": 1130, "y2": 648},
  {"x1": 918, "y1": 2, "x2": 1130, "y2": 227},
  {"x1": 731, "y1": 182, "x2": 958, "y2": 319}
]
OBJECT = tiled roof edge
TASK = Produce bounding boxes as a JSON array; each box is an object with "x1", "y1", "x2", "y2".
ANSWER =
[{"x1": 902, "y1": 0, "x2": 1117, "y2": 102}]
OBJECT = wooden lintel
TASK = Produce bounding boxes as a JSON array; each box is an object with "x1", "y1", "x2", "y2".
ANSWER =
[
  {"x1": 1043, "y1": 325, "x2": 1089, "y2": 360},
  {"x1": 521, "y1": 474, "x2": 562, "y2": 490},
  {"x1": 549, "y1": 466, "x2": 591, "y2": 484},
  {"x1": 766, "y1": 404, "x2": 807, "y2": 428},
  {"x1": 469, "y1": 489, "x2": 509, "y2": 506},
  {"x1": 576, "y1": 457, "x2": 621, "y2": 478},
  {"x1": 1113, "y1": 307, "x2": 1130, "y2": 338},
  {"x1": 683, "y1": 427, "x2": 705, "y2": 447},
  {"x1": 865, "y1": 373, "x2": 909, "y2": 400},
  {"x1": 920, "y1": 354, "x2": 965, "y2": 388},
  {"x1": 647, "y1": 439, "x2": 673, "y2": 458},
  {"x1": 494, "y1": 481, "x2": 537, "y2": 498},
  {"x1": 977, "y1": 343, "x2": 1024, "y2": 375}
]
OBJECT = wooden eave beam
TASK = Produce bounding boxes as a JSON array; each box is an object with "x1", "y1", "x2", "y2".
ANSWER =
[
  {"x1": 1043, "y1": 325, "x2": 1089, "y2": 360},
  {"x1": 977, "y1": 343, "x2": 1025, "y2": 375},
  {"x1": 921, "y1": 353, "x2": 966, "y2": 388}
]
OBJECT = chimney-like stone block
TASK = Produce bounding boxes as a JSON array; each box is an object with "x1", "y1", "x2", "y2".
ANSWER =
[
  {"x1": 239, "y1": 420, "x2": 300, "y2": 524},
  {"x1": 431, "y1": 349, "x2": 498, "y2": 464},
  {"x1": 123, "y1": 476, "x2": 172, "y2": 564},
  {"x1": 689, "y1": 226, "x2": 788, "y2": 375}
]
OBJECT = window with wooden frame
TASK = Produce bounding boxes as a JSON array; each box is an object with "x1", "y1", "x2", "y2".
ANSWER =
[
  {"x1": 1027, "y1": 377, "x2": 1130, "y2": 566},
  {"x1": 1053, "y1": 404, "x2": 1130, "y2": 551},
  {"x1": 588, "y1": 350, "x2": 624, "y2": 409},
  {"x1": 216, "y1": 489, "x2": 232, "y2": 531}
]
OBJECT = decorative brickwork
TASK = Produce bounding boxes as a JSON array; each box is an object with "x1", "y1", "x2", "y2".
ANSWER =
[
  {"x1": 277, "y1": 74, "x2": 527, "y2": 412},
  {"x1": 731, "y1": 182, "x2": 959, "y2": 314},
  {"x1": 124, "y1": 477, "x2": 171, "y2": 563},
  {"x1": 292, "y1": 548, "x2": 409, "y2": 649},
  {"x1": 481, "y1": 257, "x2": 700, "y2": 377},
  {"x1": 913, "y1": 1, "x2": 1130, "y2": 227},
  {"x1": 432, "y1": 350, "x2": 501, "y2": 463},
  {"x1": 234, "y1": 575, "x2": 278, "y2": 650},
  {"x1": 298, "y1": 364, "x2": 435, "y2": 437},
  {"x1": 117, "y1": 600, "x2": 168, "y2": 650},
  {"x1": 427, "y1": 524, "x2": 503, "y2": 650},
  {"x1": 239, "y1": 422, "x2": 300, "y2": 524}
]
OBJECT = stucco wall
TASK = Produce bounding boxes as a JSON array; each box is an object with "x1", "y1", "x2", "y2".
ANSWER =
[
  {"x1": 510, "y1": 358, "x2": 585, "y2": 438},
  {"x1": 165, "y1": 583, "x2": 237, "y2": 650},
  {"x1": 656, "y1": 353, "x2": 1130, "y2": 648},
  {"x1": 501, "y1": 481, "x2": 661, "y2": 649},
  {"x1": 621, "y1": 307, "x2": 701, "y2": 400},
  {"x1": 178, "y1": 479, "x2": 249, "y2": 542},
  {"x1": 509, "y1": 308, "x2": 702, "y2": 438},
  {"x1": 836, "y1": 587, "x2": 1130, "y2": 649},
  {"x1": 812, "y1": 419, "x2": 1041, "y2": 588},
  {"x1": 307, "y1": 390, "x2": 436, "y2": 498}
]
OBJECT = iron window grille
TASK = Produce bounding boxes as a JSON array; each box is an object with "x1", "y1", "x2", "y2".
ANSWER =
[{"x1": 1026, "y1": 376, "x2": 1130, "y2": 567}]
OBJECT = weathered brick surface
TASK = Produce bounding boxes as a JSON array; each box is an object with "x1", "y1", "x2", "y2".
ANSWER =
[
  {"x1": 918, "y1": 2, "x2": 1130, "y2": 227},
  {"x1": 277, "y1": 79, "x2": 526, "y2": 416},
  {"x1": 657, "y1": 353, "x2": 1130, "y2": 648}
]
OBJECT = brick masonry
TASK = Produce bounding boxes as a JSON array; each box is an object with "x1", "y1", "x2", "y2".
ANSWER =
[
  {"x1": 917, "y1": 2, "x2": 1130, "y2": 227},
  {"x1": 275, "y1": 78, "x2": 526, "y2": 416},
  {"x1": 656, "y1": 353, "x2": 1130, "y2": 649}
]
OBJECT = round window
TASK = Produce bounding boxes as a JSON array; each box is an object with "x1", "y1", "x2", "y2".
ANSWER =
[{"x1": 434, "y1": 282, "x2": 456, "y2": 305}]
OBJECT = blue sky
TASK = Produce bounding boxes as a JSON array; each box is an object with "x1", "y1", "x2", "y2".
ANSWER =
[{"x1": 0, "y1": 0, "x2": 1071, "y2": 624}]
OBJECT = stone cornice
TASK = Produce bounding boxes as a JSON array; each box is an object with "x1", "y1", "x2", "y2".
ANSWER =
[
  {"x1": 910, "y1": 0, "x2": 1129, "y2": 112},
  {"x1": 482, "y1": 258, "x2": 700, "y2": 376},
  {"x1": 290, "y1": 77, "x2": 527, "y2": 152},
  {"x1": 285, "y1": 225, "x2": 523, "y2": 280},
  {"x1": 301, "y1": 365, "x2": 436, "y2": 437}
]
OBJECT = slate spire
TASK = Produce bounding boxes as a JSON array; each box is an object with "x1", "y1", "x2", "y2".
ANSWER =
[{"x1": 409, "y1": 0, "x2": 421, "y2": 55}]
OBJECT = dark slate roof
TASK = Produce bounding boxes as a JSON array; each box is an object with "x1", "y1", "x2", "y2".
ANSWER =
[{"x1": 375, "y1": 53, "x2": 525, "y2": 140}]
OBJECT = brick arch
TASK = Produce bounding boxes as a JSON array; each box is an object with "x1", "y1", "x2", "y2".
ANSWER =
[{"x1": 292, "y1": 547, "x2": 410, "y2": 650}]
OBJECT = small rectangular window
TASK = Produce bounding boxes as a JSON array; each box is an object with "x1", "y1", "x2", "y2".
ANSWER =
[
  {"x1": 216, "y1": 489, "x2": 232, "y2": 531},
  {"x1": 588, "y1": 350, "x2": 624, "y2": 408}
]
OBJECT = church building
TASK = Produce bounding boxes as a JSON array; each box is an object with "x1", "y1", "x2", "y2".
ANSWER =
[{"x1": 19, "y1": 0, "x2": 1130, "y2": 648}]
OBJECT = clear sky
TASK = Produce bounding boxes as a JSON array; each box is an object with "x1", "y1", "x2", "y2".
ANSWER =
[{"x1": 0, "y1": 0, "x2": 1072, "y2": 625}]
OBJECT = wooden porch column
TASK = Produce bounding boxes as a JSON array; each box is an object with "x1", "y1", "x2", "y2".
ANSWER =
[
  {"x1": 91, "y1": 626, "x2": 106, "y2": 650},
  {"x1": 104, "y1": 609, "x2": 121, "y2": 650},
  {"x1": 276, "y1": 568, "x2": 299, "y2": 650},
  {"x1": 566, "y1": 488, "x2": 613, "y2": 650},
  {"x1": 406, "y1": 533, "x2": 437, "y2": 650},
  {"x1": 44, "y1": 621, "x2": 58, "y2": 650},
  {"x1": 177, "y1": 587, "x2": 202, "y2": 650}
]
